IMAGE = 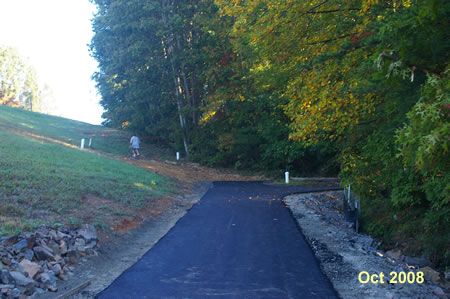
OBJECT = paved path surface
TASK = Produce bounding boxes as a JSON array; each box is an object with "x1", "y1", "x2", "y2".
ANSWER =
[{"x1": 96, "y1": 182, "x2": 340, "y2": 299}]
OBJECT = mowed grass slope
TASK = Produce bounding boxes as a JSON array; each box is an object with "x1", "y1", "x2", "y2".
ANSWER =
[{"x1": 0, "y1": 106, "x2": 173, "y2": 235}]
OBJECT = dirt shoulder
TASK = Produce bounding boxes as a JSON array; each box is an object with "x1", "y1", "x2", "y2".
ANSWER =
[
  {"x1": 285, "y1": 191, "x2": 448, "y2": 299},
  {"x1": 34, "y1": 151, "x2": 264, "y2": 298},
  {"x1": 119, "y1": 157, "x2": 265, "y2": 184},
  {"x1": 38, "y1": 182, "x2": 211, "y2": 298}
]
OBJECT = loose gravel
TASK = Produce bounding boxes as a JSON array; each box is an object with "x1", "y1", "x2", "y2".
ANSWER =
[{"x1": 284, "y1": 191, "x2": 448, "y2": 299}]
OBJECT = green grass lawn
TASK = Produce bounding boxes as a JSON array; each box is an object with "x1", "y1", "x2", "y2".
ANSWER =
[
  {"x1": 0, "y1": 105, "x2": 132, "y2": 156},
  {"x1": 0, "y1": 106, "x2": 174, "y2": 235}
]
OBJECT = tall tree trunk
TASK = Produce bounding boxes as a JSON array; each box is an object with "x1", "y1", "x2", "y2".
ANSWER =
[
  {"x1": 176, "y1": 34, "x2": 194, "y2": 125},
  {"x1": 161, "y1": 2, "x2": 190, "y2": 157},
  {"x1": 190, "y1": 70, "x2": 197, "y2": 125}
]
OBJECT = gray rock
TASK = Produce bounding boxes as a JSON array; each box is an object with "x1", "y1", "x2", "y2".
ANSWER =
[
  {"x1": 47, "y1": 240, "x2": 61, "y2": 256},
  {"x1": 0, "y1": 284, "x2": 14, "y2": 297},
  {"x1": 52, "y1": 264, "x2": 61, "y2": 276},
  {"x1": 386, "y1": 249, "x2": 404, "y2": 261},
  {"x1": 0, "y1": 284, "x2": 14, "y2": 289},
  {"x1": 75, "y1": 238, "x2": 87, "y2": 256},
  {"x1": 59, "y1": 240, "x2": 68, "y2": 255},
  {"x1": 404, "y1": 256, "x2": 430, "y2": 268},
  {"x1": 66, "y1": 247, "x2": 80, "y2": 265},
  {"x1": 420, "y1": 266, "x2": 441, "y2": 284},
  {"x1": 12, "y1": 239, "x2": 28, "y2": 254},
  {"x1": 27, "y1": 287, "x2": 45, "y2": 298},
  {"x1": 0, "y1": 269, "x2": 13, "y2": 284},
  {"x1": 48, "y1": 230, "x2": 58, "y2": 240},
  {"x1": 85, "y1": 248, "x2": 96, "y2": 256},
  {"x1": 33, "y1": 246, "x2": 55, "y2": 262},
  {"x1": 56, "y1": 231, "x2": 71, "y2": 240},
  {"x1": 75, "y1": 238, "x2": 86, "y2": 247},
  {"x1": 19, "y1": 260, "x2": 40, "y2": 279},
  {"x1": 24, "y1": 234, "x2": 36, "y2": 249},
  {"x1": 444, "y1": 270, "x2": 450, "y2": 280},
  {"x1": 21, "y1": 249, "x2": 34, "y2": 261},
  {"x1": 1, "y1": 256, "x2": 11, "y2": 266},
  {"x1": 85, "y1": 240, "x2": 97, "y2": 250},
  {"x1": 37, "y1": 270, "x2": 57, "y2": 291},
  {"x1": 432, "y1": 287, "x2": 446, "y2": 299},
  {"x1": 358, "y1": 235, "x2": 373, "y2": 249},
  {"x1": 10, "y1": 287, "x2": 21, "y2": 298},
  {"x1": 9, "y1": 271, "x2": 35, "y2": 288},
  {"x1": 56, "y1": 257, "x2": 65, "y2": 267},
  {"x1": 38, "y1": 241, "x2": 55, "y2": 255},
  {"x1": 77, "y1": 224, "x2": 98, "y2": 243}
]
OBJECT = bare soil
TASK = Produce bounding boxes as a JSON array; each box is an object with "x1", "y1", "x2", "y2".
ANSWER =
[
  {"x1": 121, "y1": 157, "x2": 265, "y2": 184},
  {"x1": 38, "y1": 182, "x2": 210, "y2": 299},
  {"x1": 34, "y1": 154, "x2": 264, "y2": 298}
]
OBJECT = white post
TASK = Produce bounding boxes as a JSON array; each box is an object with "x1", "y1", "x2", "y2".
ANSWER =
[
  {"x1": 88, "y1": 138, "x2": 92, "y2": 147},
  {"x1": 176, "y1": 152, "x2": 180, "y2": 161},
  {"x1": 285, "y1": 171, "x2": 289, "y2": 184},
  {"x1": 80, "y1": 138, "x2": 85, "y2": 149},
  {"x1": 348, "y1": 184, "x2": 351, "y2": 203}
]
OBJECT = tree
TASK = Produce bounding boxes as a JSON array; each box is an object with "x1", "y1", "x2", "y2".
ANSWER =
[
  {"x1": 0, "y1": 45, "x2": 41, "y2": 111},
  {"x1": 214, "y1": 0, "x2": 449, "y2": 265},
  {"x1": 90, "y1": 0, "x2": 218, "y2": 156}
]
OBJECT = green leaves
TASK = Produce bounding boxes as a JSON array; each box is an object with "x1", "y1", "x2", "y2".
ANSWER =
[
  {"x1": 0, "y1": 46, "x2": 41, "y2": 111},
  {"x1": 395, "y1": 74, "x2": 449, "y2": 208}
]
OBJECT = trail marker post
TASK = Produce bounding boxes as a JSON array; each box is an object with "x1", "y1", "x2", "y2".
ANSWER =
[
  {"x1": 348, "y1": 184, "x2": 351, "y2": 204},
  {"x1": 285, "y1": 171, "x2": 289, "y2": 184},
  {"x1": 176, "y1": 152, "x2": 180, "y2": 161}
]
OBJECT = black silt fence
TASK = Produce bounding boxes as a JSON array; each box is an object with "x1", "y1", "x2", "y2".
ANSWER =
[{"x1": 343, "y1": 185, "x2": 360, "y2": 232}]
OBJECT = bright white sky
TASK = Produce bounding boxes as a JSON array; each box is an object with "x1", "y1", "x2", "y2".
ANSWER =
[{"x1": 0, "y1": 0, "x2": 104, "y2": 125}]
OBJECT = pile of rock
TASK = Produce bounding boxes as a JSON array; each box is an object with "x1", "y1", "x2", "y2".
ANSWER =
[{"x1": 0, "y1": 224, "x2": 98, "y2": 298}]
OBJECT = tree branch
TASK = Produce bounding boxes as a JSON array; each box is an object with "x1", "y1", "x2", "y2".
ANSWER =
[
  {"x1": 306, "y1": 33, "x2": 356, "y2": 45},
  {"x1": 307, "y1": 8, "x2": 360, "y2": 14},
  {"x1": 381, "y1": 54, "x2": 443, "y2": 78}
]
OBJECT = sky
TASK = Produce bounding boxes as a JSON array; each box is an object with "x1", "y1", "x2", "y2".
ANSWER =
[{"x1": 0, "y1": 0, "x2": 104, "y2": 125}]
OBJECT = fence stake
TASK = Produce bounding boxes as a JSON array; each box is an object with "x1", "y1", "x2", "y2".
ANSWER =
[
  {"x1": 88, "y1": 138, "x2": 92, "y2": 147},
  {"x1": 348, "y1": 184, "x2": 351, "y2": 203},
  {"x1": 80, "y1": 138, "x2": 85, "y2": 149},
  {"x1": 355, "y1": 199, "x2": 360, "y2": 233}
]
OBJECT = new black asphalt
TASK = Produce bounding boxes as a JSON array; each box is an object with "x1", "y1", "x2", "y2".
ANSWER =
[{"x1": 96, "y1": 181, "x2": 341, "y2": 298}]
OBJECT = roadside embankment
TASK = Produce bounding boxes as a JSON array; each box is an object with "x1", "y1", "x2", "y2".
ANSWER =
[{"x1": 285, "y1": 191, "x2": 449, "y2": 299}]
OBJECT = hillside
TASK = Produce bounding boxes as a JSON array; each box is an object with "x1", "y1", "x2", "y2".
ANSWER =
[
  {"x1": 0, "y1": 106, "x2": 175, "y2": 236},
  {"x1": 0, "y1": 106, "x2": 265, "y2": 237}
]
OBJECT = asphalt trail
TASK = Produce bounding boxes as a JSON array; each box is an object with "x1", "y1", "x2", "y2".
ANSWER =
[{"x1": 96, "y1": 182, "x2": 340, "y2": 299}]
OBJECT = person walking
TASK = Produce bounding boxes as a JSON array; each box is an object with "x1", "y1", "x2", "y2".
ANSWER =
[{"x1": 130, "y1": 134, "x2": 140, "y2": 158}]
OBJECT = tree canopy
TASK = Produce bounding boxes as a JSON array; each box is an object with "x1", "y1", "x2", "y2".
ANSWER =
[
  {"x1": 0, "y1": 46, "x2": 41, "y2": 111},
  {"x1": 90, "y1": 0, "x2": 449, "y2": 265}
]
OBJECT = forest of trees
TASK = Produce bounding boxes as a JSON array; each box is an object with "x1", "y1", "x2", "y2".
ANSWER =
[
  {"x1": 0, "y1": 46, "x2": 42, "y2": 111},
  {"x1": 90, "y1": 0, "x2": 449, "y2": 266}
]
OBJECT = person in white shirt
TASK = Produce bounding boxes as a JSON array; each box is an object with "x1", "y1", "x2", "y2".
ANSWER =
[{"x1": 130, "y1": 135, "x2": 140, "y2": 158}]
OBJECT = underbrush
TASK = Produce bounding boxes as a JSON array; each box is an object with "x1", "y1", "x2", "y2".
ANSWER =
[{"x1": 361, "y1": 197, "x2": 450, "y2": 269}]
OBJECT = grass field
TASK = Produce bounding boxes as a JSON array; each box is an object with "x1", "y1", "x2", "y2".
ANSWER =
[{"x1": 0, "y1": 106, "x2": 174, "y2": 235}]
